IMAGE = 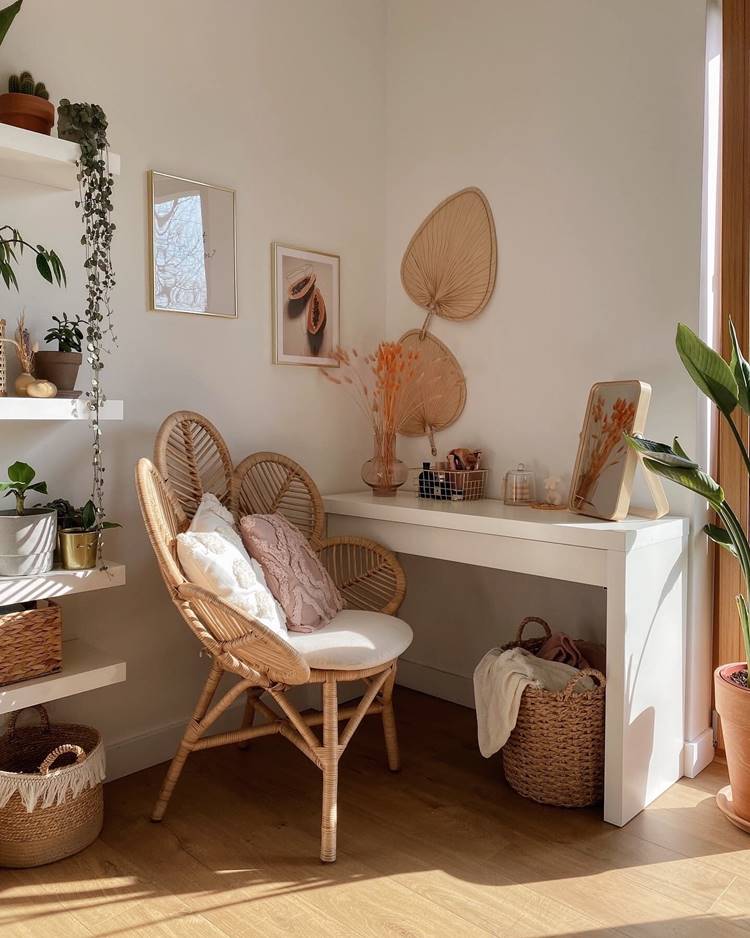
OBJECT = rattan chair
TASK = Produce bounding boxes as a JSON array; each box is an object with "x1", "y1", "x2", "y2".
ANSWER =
[{"x1": 139, "y1": 414, "x2": 410, "y2": 863}]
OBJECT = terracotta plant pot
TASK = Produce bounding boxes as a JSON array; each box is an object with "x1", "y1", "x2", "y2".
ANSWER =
[
  {"x1": 715, "y1": 662, "x2": 750, "y2": 832},
  {"x1": 0, "y1": 93, "x2": 54, "y2": 135},
  {"x1": 34, "y1": 351, "x2": 82, "y2": 398}
]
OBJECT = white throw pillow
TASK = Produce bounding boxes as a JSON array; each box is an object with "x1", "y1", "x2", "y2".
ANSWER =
[
  {"x1": 176, "y1": 494, "x2": 287, "y2": 636},
  {"x1": 189, "y1": 494, "x2": 286, "y2": 625},
  {"x1": 190, "y1": 493, "x2": 236, "y2": 534}
]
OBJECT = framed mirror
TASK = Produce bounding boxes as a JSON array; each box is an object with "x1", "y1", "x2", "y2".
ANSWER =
[{"x1": 148, "y1": 171, "x2": 237, "y2": 318}]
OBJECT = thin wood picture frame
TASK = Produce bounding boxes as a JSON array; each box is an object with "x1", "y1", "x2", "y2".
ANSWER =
[
  {"x1": 148, "y1": 170, "x2": 238, "y2": 319},
  {"x1": 272, "y1": 242, "x2": 340, "y2": 367},
  {"x1": 569, "y1": 380, "x2": 652, "y2": 521}
]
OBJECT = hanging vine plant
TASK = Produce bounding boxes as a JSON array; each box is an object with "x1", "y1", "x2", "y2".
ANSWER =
[{"x1": 57, "y1": 99, "x2": 116, "y2": 555}]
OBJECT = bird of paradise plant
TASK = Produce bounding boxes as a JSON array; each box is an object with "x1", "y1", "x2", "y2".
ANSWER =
[{"x1": 626, "y1": 321, "x2": 750, "y2": 671}]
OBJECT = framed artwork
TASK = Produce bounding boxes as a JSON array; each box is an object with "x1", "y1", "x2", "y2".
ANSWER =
[
  {"x1": 272, "y1": 242, "x2": 340, "y2": 366},
  {"x1": 148, "y1": 171, "x2": 237, "y2": 318},
  {"x1": 569, "y1": 380, "x2": 651, "y2": 521}
]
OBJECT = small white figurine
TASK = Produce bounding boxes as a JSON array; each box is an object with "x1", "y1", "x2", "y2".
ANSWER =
[{"x1": 544, "y1": 476, "x2": 563, "y2": 505}]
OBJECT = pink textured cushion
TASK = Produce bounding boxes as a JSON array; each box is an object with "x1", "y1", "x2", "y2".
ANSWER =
[{"x1": 240, "y1": 513, "x2": 343, "y2": 633}]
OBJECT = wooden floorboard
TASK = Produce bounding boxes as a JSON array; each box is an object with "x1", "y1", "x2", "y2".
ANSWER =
[{"x1": 1, "y1": 688, "x2": 749, "y2": 936}]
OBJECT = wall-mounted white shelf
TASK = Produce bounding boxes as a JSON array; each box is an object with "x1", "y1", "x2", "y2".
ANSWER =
[
  {"x1": 0, "y1": 123, "x2": 121, "y2": 190},
  {"x1": 0, "y1": 639, "x2": 126, "y2": 714},
  {"x1": 0, "y1": 562, "x2": 125, "y2": 605},
  {"x1": 0, "y1": 398, "x2": 123, "y2": 421}
]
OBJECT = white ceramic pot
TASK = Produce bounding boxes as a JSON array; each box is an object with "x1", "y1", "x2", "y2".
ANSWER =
[{"x1": 0, "y1": 508, "x2": 57, "y2": 576}]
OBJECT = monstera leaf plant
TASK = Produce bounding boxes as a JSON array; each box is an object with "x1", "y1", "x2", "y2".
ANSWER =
[{"x1": 626, "y1": 321, "x2": 750, "y2": 828}]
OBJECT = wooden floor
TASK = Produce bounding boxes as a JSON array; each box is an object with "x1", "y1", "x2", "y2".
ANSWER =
[{"x1": 1, "y1": 688, "x2": 749, "y2": 937}]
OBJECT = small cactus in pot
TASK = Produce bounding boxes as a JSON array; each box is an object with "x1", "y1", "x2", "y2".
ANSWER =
[{"x1": 0, "y1": 69, "x2": 54, "y2": 134}]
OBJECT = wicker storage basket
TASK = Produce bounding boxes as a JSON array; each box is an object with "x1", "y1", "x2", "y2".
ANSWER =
[
  {"x1": 0, "y1": 600, "x2": 62, "y2": 687},
  {"x1": 501, "y1": 617, "x2": 606, "y2": 808},
  {"x1": 0, "y1": 705, "x2": 104, "y2": 868}
]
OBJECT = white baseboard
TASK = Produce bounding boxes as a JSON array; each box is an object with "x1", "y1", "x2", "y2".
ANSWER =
[
  {"x1": 105, "y1": 685, "x2": 317, "y2": 782},
  {"x1": 396, "y1": 657, "x2": 475, "y2": 709},
  {"x1": 682, "y1": 727, "x2": 715, "y2": 778}
]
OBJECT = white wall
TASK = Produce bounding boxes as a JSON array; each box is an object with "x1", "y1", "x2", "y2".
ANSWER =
[
  {"x1": 0, "y1": 0, "x2": 386, "y2": 768},
  {"x1": 384, "y1": 0, "x2": 710, "y2": 744},
  {"x1": 0, "y1": 0, "x2": 712, "y2": 777}
]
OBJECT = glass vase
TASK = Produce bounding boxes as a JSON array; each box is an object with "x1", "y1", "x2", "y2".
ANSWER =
[{"x1": 362, "y1": 432, "x2": 408, "y2": 496}]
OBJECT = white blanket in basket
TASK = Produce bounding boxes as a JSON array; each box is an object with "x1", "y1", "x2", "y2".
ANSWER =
[{"x1": 473, "y1": 647, "x2": 594, "y2": 758}]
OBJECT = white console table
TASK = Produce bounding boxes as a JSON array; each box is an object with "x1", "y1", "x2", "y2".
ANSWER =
[{"x1": 323, "y1": 491, "x2": 689, "y2": 828}]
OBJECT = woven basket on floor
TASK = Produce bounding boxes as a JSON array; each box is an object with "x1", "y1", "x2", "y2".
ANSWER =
[
  {"x1": 500, "y1": 616, "x2": 606, "y2": 808},
  {"x1": 0, "y1": 705, "x2": 104, "y2": 868},
  {"x1": 0, "y1": 600, "x2": 62, "y2": 687}
]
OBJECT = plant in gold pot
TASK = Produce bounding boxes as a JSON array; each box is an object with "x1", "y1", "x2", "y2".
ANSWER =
[
  {"x1": 626, "y1": 321, "x2": 750, "y2": 832},
  {"x1": 34, "y1": 314, "x2": 84, "y2": 398},
  {"x1": 56, "y1": 500, "x2": 120, "y2": 571}
]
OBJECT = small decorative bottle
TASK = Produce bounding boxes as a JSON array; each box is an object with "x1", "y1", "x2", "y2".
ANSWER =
[{"x1": 418, "y1": 461, "x2": 435, "y2": 498}]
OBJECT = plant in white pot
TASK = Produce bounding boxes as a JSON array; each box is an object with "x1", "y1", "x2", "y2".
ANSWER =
[
  {"x1": 627, "y1": 321, "x2": 750, "y2": 832},
  {"x1": 0, "y1": 461, "x2": 55, "y2": 575}
]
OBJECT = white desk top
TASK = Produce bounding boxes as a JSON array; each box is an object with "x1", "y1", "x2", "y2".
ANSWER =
[{"x1": 322, "y1": 491, "x2": 688, "y2": 552}]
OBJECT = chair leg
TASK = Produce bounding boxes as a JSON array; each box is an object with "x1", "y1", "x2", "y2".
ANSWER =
[
  {"x1": 320, "y1": 677, "x2": 339, "y2": 863},
  {"x1": 152, "y1": 662, "x2": 222, "y2": 822},
  {"x1": 381, "y1": 663, "x2": 400, "y2": 772},
  {"x1": 238, "y1": 688, "x2": 260, "y2": 750}
]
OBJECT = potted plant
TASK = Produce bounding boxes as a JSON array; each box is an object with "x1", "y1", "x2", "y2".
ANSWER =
[
  {"x1": 56, "y1": 499, "x2": 120, "y2": 570},
  {"x1": 0, "y1": 461, "x2": 55, "y2": 575},
  {"x1": 627, "y1": 321, "x2": 750, "y2": 832},
  {"x1": 34, "y1": 314, "x2": 85, "y2": 398},
  {"x1": 0, "y1": 71, "x2": 54, "y2": 135},
  {"x1": 0, "y1": 0, "x2": 21, "y2": 45},
  {"x1": 56, "y1": 99, "x2": 116, "y2": 560}
]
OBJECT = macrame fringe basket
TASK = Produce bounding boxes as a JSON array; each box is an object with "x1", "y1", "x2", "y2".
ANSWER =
[
  {"x1": 500, "y1": 617, "x2": 606, "y2": 808},
  {"x1": 0, "y1": 705, "x2": 105, "y2": 868}
]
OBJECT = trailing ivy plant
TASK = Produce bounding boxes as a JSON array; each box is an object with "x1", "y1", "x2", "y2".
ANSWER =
[{"x1": 57, "y1": 99, "x2": 116, "y2": 557}]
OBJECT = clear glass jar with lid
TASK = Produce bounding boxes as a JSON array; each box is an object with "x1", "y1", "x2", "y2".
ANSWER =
[{"x1": 504, "y1": 463, "x2": 535, "y2": 505}]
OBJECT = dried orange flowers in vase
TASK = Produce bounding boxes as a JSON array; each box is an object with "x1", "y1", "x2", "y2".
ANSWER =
[{"x1": 323, "y1": 341, "x2": 434, "y2": 496}]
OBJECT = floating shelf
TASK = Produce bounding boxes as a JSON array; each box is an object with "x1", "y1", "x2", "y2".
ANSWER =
[
  {"x1": 0, "y1": 562, "x2": 125, "y2": 605},
  {"x1": 0, "y1": 639, "x2": 126, "y2": 714},
  {"x1": 0, "y1": 123, "x2": 121, "y2": 190},
  {"x1": 0, "y1": 398, "x2": 123, "y2": 421}
]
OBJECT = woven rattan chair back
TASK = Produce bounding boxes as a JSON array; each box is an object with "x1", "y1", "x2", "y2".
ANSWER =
[
  {"x1": 231, "y1": 452, "x2": 326, "y2": 546},
  {"x1": 154, "y1": 411, "x2": 233, "y2": 524},
  {"x1": 136, "y1": 458, "x2": 308, "y2": 685},
  {"x1": 135, "y1": 457, "x2": 187, "y2": 593}
]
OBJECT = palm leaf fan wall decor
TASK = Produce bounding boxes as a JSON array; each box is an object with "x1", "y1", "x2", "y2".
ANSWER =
[
  {"x1": 401, "y1": 187, "x2": 497, "y2": 327},
  {"x1": 398, "y1": 329, "x2": 467, "y2": 456}
]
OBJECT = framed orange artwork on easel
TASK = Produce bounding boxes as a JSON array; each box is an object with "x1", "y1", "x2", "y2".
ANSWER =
[{"x1": 569, "y1": 380, "x2": 668, "y2": 522}]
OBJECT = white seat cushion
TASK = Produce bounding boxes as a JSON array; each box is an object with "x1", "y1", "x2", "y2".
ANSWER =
[{"x1": 287, "y1": 609, "x2": 413, "y2": 671}]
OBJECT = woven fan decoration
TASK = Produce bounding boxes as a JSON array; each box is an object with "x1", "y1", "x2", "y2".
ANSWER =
[
  {"x1": 398, "y1": 329, "x2": 466, "y2": 456},
  {"x1": 401, "y1": 187, "x2": 497, "y2": 330}
]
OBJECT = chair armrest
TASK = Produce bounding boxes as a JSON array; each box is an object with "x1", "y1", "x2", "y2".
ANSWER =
[
  {"x1": 175, "y1": 582, "x2": 309, "y2": 685},
  {"x1": 317, "y1": 536, "x2": 406, "y2": 615}
]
